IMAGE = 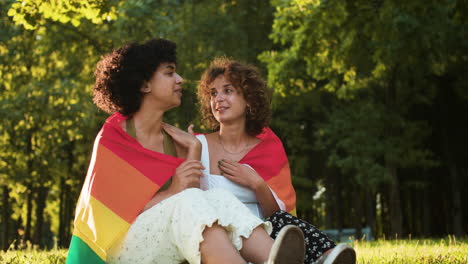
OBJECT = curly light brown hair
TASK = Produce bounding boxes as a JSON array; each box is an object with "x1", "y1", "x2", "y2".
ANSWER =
[
  {"x1": 93, "y1": 38, "x2": 177, "y2": 116},
  {"x1": 198, "y1": 57, "x2": 272, "y2": 136}
]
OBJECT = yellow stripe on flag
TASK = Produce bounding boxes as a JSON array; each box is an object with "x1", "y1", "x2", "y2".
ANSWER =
[{"x1": 73, "y1": 195, "x2": 130, "y2": 261}]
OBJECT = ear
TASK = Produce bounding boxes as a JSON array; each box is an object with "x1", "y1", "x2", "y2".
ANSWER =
[{"x1": 141, "y1": 83, "x2": 151, "y2": 93}]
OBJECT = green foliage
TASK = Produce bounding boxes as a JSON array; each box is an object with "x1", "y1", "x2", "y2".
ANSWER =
[
  {"x1": 7, "y1": 0, "x2": 118, "y2": 29},
  {"x1": 314, "y1": 99, "x2": 438, "y2": 187},
  {"x1": 261, "y1": 0, "x2": 467, "y2": 186}
]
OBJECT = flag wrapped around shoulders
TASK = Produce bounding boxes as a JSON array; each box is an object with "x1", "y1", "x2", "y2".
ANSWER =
[
  {"x1": 66, "y1": 113, "x2": 184, "y2": 264},
  {"x1": 240, "y1": 127, "x2": 296, "y2": 216}
]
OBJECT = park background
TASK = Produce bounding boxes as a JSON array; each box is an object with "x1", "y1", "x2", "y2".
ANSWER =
[{"x1": 0, "y1": 0, "x2": 467, "y2": 257}]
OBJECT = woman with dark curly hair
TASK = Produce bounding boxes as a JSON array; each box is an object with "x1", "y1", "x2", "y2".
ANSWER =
[
  {"x1": 67, "y1": 39, "x2": 306, "y2": 264},
  {"x1": 196, "y1": 57, "x2": 356, "y2": 264}
]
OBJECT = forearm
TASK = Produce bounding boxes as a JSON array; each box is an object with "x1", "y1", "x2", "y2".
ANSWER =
[
  {"x1": 141, "y1": 189, "x2": 175, "y2": 212},
  {"x1": 254, "y1": 181, "x2": 280, "y2": 218}
]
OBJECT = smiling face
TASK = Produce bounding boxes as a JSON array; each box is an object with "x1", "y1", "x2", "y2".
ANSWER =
[
  {"x1": 209, "y1": 75, "x2": 248, "y2": 125},
  {"x1": 143, "y1": 62, "x2": 184, "y2": 111}
]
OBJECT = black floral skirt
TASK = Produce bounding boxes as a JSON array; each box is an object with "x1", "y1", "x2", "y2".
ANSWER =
[{"x1": 266, "y1": 210, "x2": 336, "y2": 263}]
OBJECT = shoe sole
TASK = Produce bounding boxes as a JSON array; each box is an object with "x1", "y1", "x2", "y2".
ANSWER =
[
  {"x1": 268, "y1": 225, "x2": 305, "y2": 264},
  {"x1": 324, "y1": 244, "x2": 356, "y2": 264}
]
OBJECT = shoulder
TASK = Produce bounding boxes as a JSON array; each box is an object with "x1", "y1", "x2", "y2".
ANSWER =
[{"x1": 204, "y1": 132, "x2": 219, "y2": 143}]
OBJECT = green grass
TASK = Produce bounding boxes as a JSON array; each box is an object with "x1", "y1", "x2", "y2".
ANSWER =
[
  {"x1": 0, "y1": 248, "x2": 67, "y2": 264},
  {"x1": 1, "y1": 238, "x2": 466, "y2": 263},
  {"x1": 352, "y1": 237, "x2": 467, "y2": 264}
]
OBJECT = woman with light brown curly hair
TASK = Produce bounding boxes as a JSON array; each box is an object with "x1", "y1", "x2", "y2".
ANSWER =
[{"x1": 196, "y1": 57, "x2": 356, "y2": 264}]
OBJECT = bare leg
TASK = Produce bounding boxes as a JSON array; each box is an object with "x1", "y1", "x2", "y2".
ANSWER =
[
  {"x1": 240, "y1": 226, "x2": 274, "y2": 264},
  {"x1": 200, "y1": 223, "x2": 247, "y2": 264}
]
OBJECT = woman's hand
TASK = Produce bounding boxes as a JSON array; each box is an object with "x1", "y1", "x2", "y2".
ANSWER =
[
  {"x1": 142, "y1": 160, "x2": 204, "y2": 212},
  {"x1": 218, "y1": 159, "x2": 264, "y2": 190},
  {"x1": 168, "y1": 160, "x2": 205, "y2": 194},
  {"x1": 219, "y1": 159, "x2": 280, "y2": 217},
  {"x1": 162, "y1": 123, "x2": 199, "y2": 149},
  {"x1": 162, "y1": 123, "x2": 201, "y2": 160}
]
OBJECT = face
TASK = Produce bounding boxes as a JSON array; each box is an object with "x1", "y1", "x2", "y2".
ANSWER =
[
  {"x1": 142, "y1": 62, "x2": 184, "y2": 110},
  {"x1": 209, "y1": 75, "x2": 248, "y2": 125}
]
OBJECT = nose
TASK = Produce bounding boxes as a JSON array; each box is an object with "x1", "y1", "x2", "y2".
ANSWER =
[
  {"x1": 215, "y1": 92, "x2": 225, "y2": 102},
  {"x1": 176, "y1": 73, "x2": 184, "y2": 84}
]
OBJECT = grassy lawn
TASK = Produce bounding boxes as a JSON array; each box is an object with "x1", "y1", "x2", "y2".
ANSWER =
[
  {"x1": 353, "y1": 237, "x2": 467, "y2": 264},
  {"x1": 1, "y1": 238, "x2": 466, "y2": 263}
]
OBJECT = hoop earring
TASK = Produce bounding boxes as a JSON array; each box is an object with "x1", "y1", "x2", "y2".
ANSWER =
[{"x1": 246, "y1": 106, "x2": 252, "y2": 116}]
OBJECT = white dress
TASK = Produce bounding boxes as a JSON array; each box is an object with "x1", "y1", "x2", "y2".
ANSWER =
[
  {"x1": 196, "y1": 135, "x2": 286, "y2": 219},
  {"x1": 107, "y1": 184, "x2": 272, "y2": 264}
]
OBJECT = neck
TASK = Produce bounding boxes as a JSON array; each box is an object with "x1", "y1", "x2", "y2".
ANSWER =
[
  {"x1": 218, "y1": 122, "x2": 249, "y2": 148},
  {"x1": 131, "y1": 100, "x2": 165, "y2": 137}
]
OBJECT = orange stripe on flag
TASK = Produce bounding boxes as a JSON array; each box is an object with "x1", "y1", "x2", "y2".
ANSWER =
[
  {"x1": 90, "y1": 145, "x2": 159, "y2": 223},
  {"x1": 266, "y1": 163, "x2": 296, "y2": 213}
]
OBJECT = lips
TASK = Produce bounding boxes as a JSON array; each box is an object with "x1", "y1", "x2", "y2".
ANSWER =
[{"x1": 216, "y1": 106, "x2": 229, "y2": 112}]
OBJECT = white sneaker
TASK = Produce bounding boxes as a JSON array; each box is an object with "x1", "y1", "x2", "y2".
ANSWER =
[
  {"x1": 313, "y1": 243, "x2": 356, "y2": 264},
  {"x1": 267, "y1": 225, "x2": 305, "y2": 264}
]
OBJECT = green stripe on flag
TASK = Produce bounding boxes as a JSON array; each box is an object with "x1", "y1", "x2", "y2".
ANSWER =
[{"x1": 66, "y1": 235, "x2": 106, "y2": 264}]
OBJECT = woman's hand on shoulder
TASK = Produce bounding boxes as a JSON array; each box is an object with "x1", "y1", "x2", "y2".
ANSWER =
[
  {"x1": 162, "y1": 123, "x2": 201, "y2": 159},
  {"x1": 218, "y1": 159, "x2": 264, "y2": 190},
  {"x1": 162, "y1": 123, "x2": 200, "y2": 149}
]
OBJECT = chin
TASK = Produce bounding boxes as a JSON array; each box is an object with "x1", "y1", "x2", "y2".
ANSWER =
[{"x1": 166, "y1": 101, "x2": 181, "y2": 110}]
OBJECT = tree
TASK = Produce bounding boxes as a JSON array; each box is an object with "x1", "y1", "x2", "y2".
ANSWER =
[{"x1": 261, "y1": 0, "x2": 467, "y2": 236}]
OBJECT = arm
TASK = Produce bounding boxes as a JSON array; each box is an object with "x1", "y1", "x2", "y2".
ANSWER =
[
  {"x1": 141, "y1": 123, "x2": 203, "y2": 212},
  {"x1": 251, "y1": 179, "x2": 281, "y2": 218}
]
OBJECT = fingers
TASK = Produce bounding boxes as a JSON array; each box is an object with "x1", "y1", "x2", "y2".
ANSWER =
[
  {"x1": 218, "y1": 164, "x2": 236, "y2": 176},
  {"x1": 218, "y1": 159, "x2": 238, "y2": 171},
  {"x1": 178, "y1": 160, "x2": 205, "y2": 171},
  {"x1": 187, "y1": 124, "x2": 195, "y2": 135},
  {"x1": 161, "y1": 123, "x2": 180, "y2": 135},
  {"x1": 172, "y1": 160, "x2": 205, "y2": 191}
]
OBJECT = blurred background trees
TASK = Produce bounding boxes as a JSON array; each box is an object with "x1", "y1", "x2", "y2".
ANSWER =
[{"x1": 1, "y1": 0, "x2": 467, "y2": 249}]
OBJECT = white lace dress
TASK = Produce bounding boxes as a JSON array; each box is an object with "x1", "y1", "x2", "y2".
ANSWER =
[{"x1": 107, "y1": 184, "x2": 271, "y2": 264}]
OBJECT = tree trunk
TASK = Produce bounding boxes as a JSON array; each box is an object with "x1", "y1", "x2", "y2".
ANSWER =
[
  {"x1": 59, "y1": 178, "x2": 67, "y2": 247},
  {"x1": 325, "y1": 168, "x2": 338, "y2": 229},
  {"x1": 33, "y1": 186, "x2": 49, "y2": 247},
  {"x1": 365, "y1": 190, "x2": 376, "y2": 239},
  {"x1": 24, "y1": 186, "x2": 33, "y2": 243},
  {"x1": 1, "y1": 185, "x2": 11, "y2": 250},
  {"x1": 388, "y1": 165, "x2": 403, "y2": 238},
  {"x1": 353, "y1": 188, "x2": 363, "y2": 240},
  {"x1": 422, "y1": 180, "x2": 431, "y2": 237},
  {"x1": 59, "y1": 178, "x2": 73, "y2": 247},
  {"x1": 447, "y1": 159, "x2": 463, "y2": 237}
]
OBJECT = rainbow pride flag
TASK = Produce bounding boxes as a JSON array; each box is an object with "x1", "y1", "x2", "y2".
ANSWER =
[
  {"x1": 240, "y1": 127, "x2": 297, "y2": 215},
  {"x1": 66, "y1": 113, "x2": 183, "y2": 263}
]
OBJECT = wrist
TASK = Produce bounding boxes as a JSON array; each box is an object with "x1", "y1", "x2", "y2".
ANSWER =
[
  {"x1": 187, "y1": 141, "x2": 201, "y2": 160},
  {"x1": 252, "y1": 179, "x2": 266, "y2": 192},
  {"x1": 188, "y1": 139, "x2": 201, "y2": 150}
]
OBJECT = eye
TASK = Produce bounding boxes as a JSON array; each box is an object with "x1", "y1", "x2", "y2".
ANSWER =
[
  {"x1": 167, "y1": 72, "x2": 174, "y2": 76},
  {"x1": 210, "y1": 90, "x2": 217, "y2": 97},
  {"x1": 225, "y1": 88, "x2": 233, "y2": 94}
]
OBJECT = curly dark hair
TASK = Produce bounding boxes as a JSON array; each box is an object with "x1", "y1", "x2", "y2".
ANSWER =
[
  {"x1": 198, "y1": 57, "x2": 272, "y2": 136},
  {"x1": 93, "y1": 38, "x2": 177, "y2": 116}
]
